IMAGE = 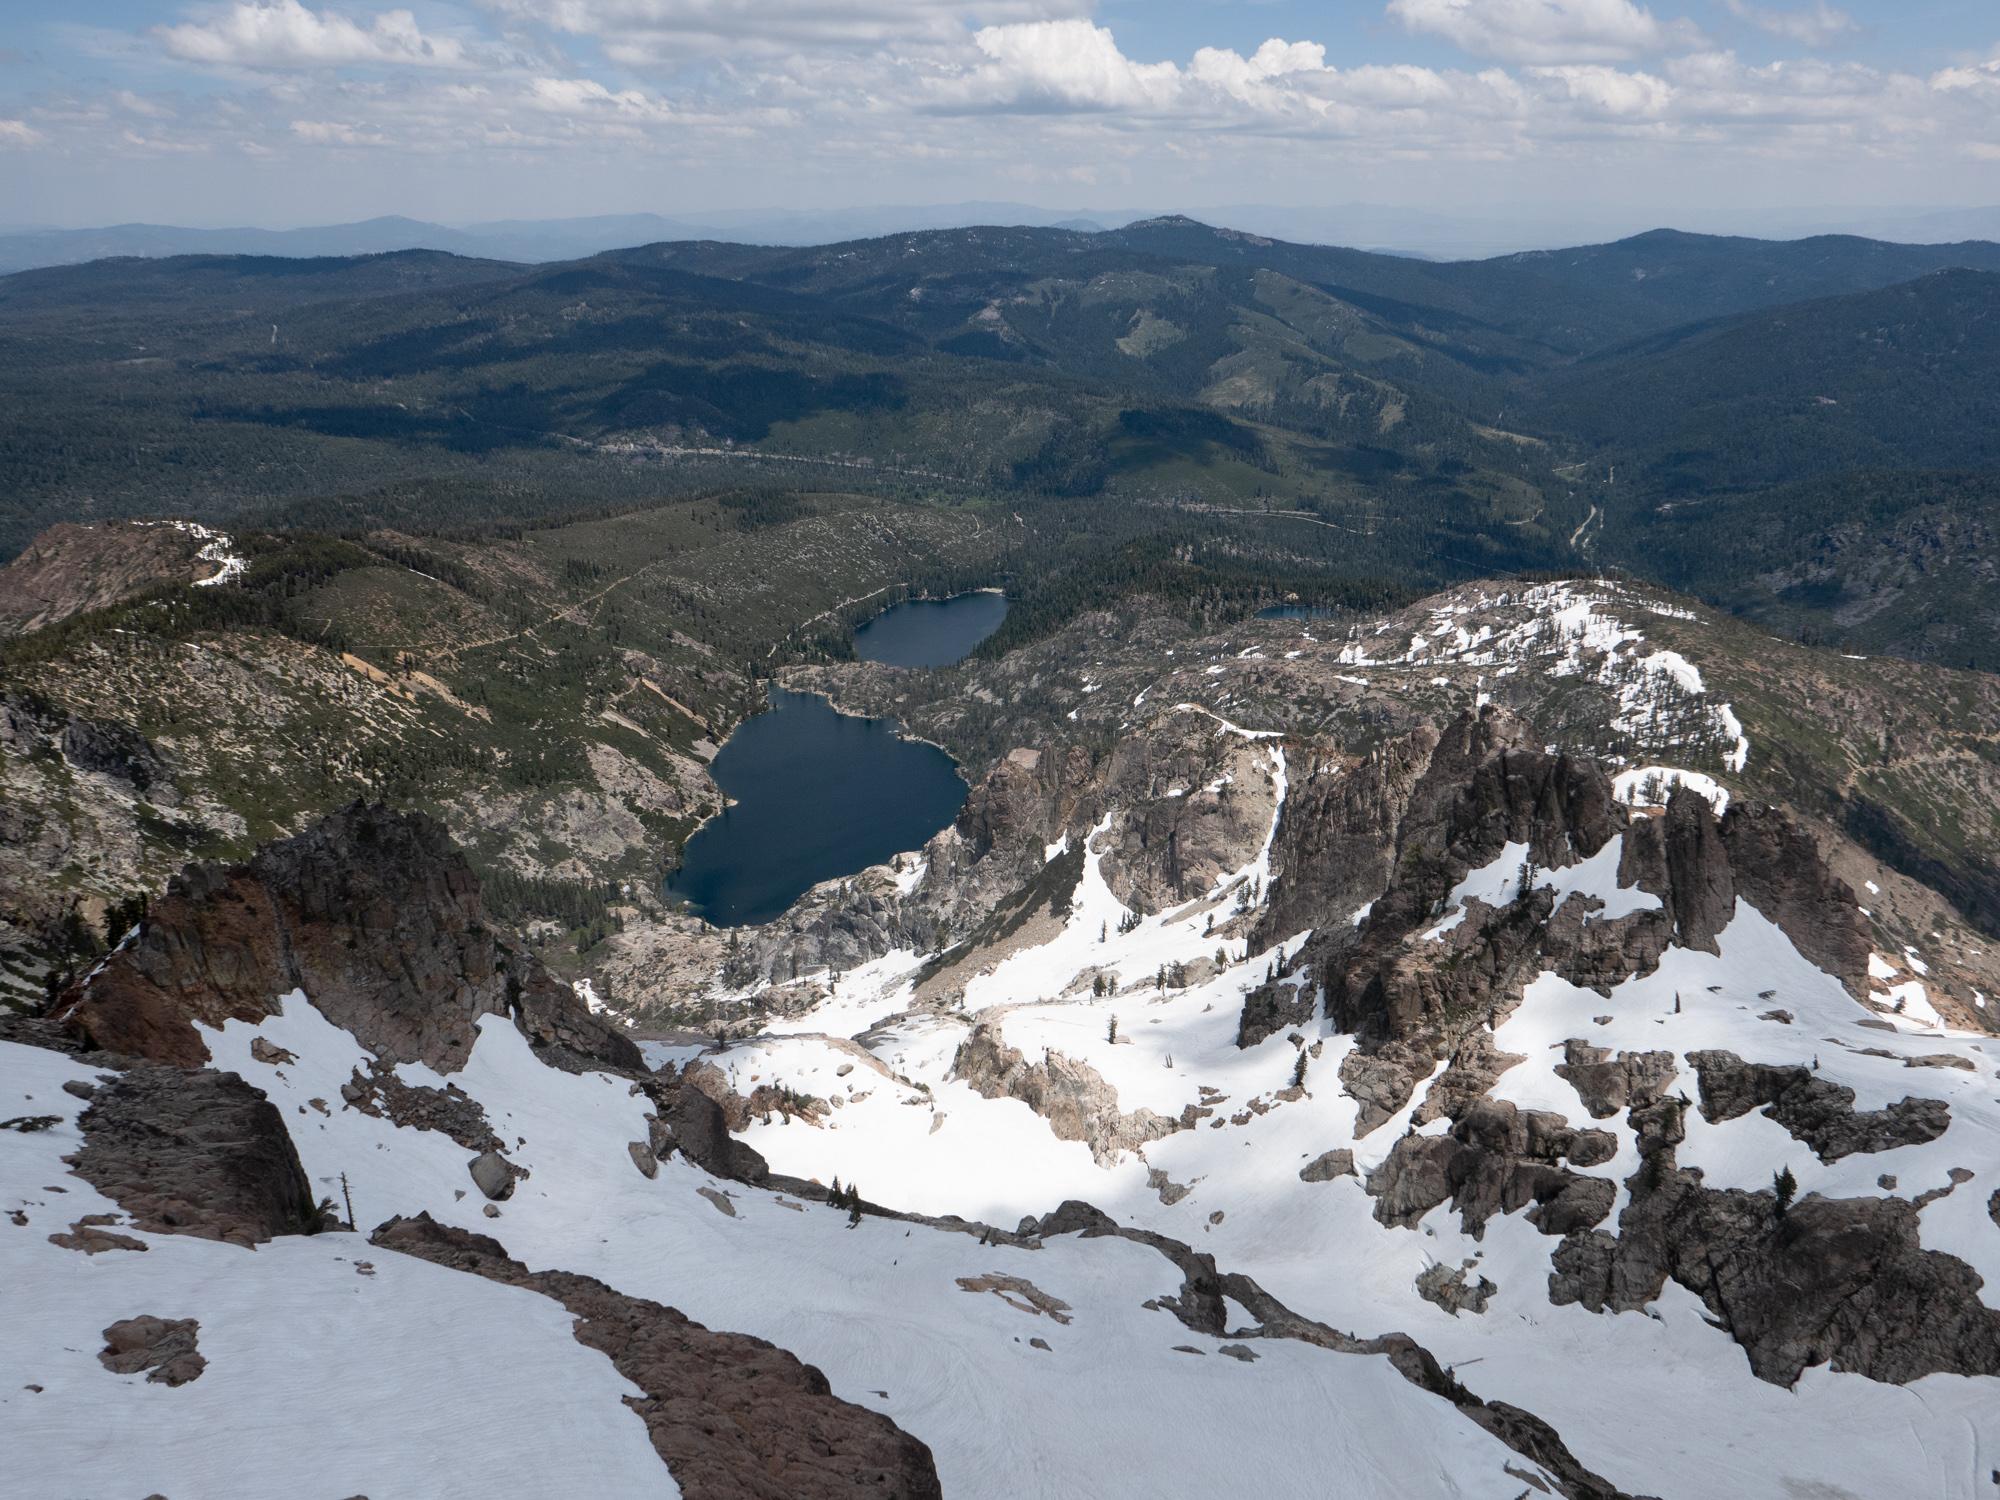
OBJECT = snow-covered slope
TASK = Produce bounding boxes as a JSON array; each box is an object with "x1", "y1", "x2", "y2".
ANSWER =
[
  {"x1": 8, "y1": 625, "x2": 2000, "y2": 1498},
  {"x1": 698, "y1": 729, "x2": 2000, "y2": 1499},
  {"x1": 0, "y1": 1037, "x2": 677, "y2": 1500}
]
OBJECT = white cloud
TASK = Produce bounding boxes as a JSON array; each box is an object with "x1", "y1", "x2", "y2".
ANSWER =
[
  {"x1": 290, "y1": 117, "x2": 393, "y2": 144},
  {"x1": 1720, "y1": 0, "x2": 1856, "y2": 48},
  {"x1": 160, "y1": 1, "x2": 474, "y2": 70},
  {"x1": 1933, "y1": 56, "x2": 2000, "y2": 94},
  {"x1": 1528, "y1": 62, "x2": 1673, "y2": 115},
  {"x1": 527, "y1": 76, "x2": 676, "y2": 120},
  {"x1": 115, "y1": 91, "x2": 174, "y2": 119},
  {"x1": 39, "y1": 6, "x2": 2000, "y2": 203},
  {"x1": 480, "y1": 0, "x2": 1081, "y2": 60},
  {"x1": 1387, "y1": 0, "x2": 1705, "y2": 63},
  {"x1": 950, "y1": 20, "x2": 1185, "y2": 113}
]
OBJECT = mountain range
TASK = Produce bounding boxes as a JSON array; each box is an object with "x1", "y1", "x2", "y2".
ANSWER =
[
  {"x1": 5, "y1": 202, "x2": 2000, "y2": 1497},
  {"x1": 9, "y1": 201, "x2": 2000, "y2": 273}
]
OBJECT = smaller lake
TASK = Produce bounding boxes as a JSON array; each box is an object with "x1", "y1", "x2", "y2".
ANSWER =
[
  {"x1": 1257, "y1": 603, "x2": 1341, "y2": 621},
  {"x1": 854, "y1": 591, "x2": 1009, "y2": 667},
  {"x1": 666, "y1": 689, "x2": 967, "y2": 927}
]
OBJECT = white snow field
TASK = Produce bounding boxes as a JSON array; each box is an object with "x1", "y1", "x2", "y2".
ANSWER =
[
  {"x1": 8, "y1": 710, "x2": 2000, "y2": 1497},
  {"x1": 0, "y1": 1037, "x2": 676, "y2": 1500},
  {"x1": 714, "y1": 746, "x2": 2000, "y2": 1500}
]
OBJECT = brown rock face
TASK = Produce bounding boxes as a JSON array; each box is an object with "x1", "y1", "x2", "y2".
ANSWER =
[
  {"x1": 0, "y1": 520, "x2": 217, "y2": 635},
  {"x1": 56, "y1": 802, "x2": 641, "y2": 1076},
  {"x1": 1687, "y1": 1049, "x2": 1950, "y2": 1162},
  {"x1": 1365, "y1": 1098, "x2": 1616, "y2": 1239},
  {"x1": 99, "y1": 1317, "x2": 205, "y2": 1386},
  {"x1": 373, "y1": 1214, "x2": 943, "y2": 1500},
  {"x1": 1552, "y1": 1152, "x2": 2000, "y2": 1387},
  {"x1": 66, "y1": 1066, "x2": 321, "y2": 1247},
  {"x1": 950, "y1": 1021, "x2": 1179, "y2": 1165}
]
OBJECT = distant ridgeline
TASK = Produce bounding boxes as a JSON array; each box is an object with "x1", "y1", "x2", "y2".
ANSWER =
[{"x1": 1, "y1": 220, "x2": 1999, "y2": 666}]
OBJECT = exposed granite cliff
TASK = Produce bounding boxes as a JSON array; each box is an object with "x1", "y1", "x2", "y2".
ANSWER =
[{"x1": 54, "y1": 801, "x2": 641, "y2": 1075}]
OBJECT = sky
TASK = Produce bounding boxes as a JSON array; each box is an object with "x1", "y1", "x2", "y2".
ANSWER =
[{"x1": 0, "y1": 1, "x2": 1996, "y2": 231}]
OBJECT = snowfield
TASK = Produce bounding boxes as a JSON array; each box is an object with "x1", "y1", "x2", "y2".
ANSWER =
[
  {"x1": 8, "y1": 708, "x2": 2000, "y2": 1497},
  {"x1": 0, "y1": 1038, "x2": 676, "y2": 1500}
]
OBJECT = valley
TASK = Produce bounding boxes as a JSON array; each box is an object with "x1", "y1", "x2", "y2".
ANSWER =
[{"x1": 5, "y1": 214, "x2": 2000, "y2": 1500}]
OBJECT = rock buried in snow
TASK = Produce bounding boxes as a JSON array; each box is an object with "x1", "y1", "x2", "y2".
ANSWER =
[
  {"x1": 627, "y1": 1141, "x2": 659, "y2": 1180},
  {"x1": 48, "y1": 1219, "x2": 147, "y2": 1255},
  {"x1": 99, "y1": 1316, "x2": 205, "y2": 1386},
  {"x1": 1299, "y1": 1149, "x2": 1356, "y2": 1182},
  {"x1": 697, "y1": 1186, "x2": 738, "y2": 1218},
  {"x1": 954, "y1": 1273, "x2": 1073, "y2": 1324},
  {"x1": 1416, "y1": 1261, "x2": 1496, "y2": 1317},
  {"x1": 249, "y1": 1037, "x2": 298, "y2": 1066}
]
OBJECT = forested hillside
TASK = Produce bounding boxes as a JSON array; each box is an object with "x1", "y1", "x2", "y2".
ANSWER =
[{"x1": 3, "y1": 218, "x2": 2000, "y2": 668}]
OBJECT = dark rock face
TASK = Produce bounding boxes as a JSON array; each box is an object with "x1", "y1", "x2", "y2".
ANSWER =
[
  {"x1": 1720, "y1": 805, "x2": 1871, "y2": 994},
  {"x1": 60, "y1": 714, "x2": 167, "y2": 793},
  {"x1": 1299, "y1": 1149, "x2": 1356, "y2": 1182},
  {"x1": 1688, "y1": 1049, "x2": 1951, "y2": 1161},
  {"x1": 1236, "y1": 975, "x2": 1317, "y2": 1049},
  {"x1": 99, "y1": 1317, "x2": 205, "y2": 1386},
  {"x1": 658, "y1": 1066, "x2": 771, "y2": 1185},
  {"x1": 66, "y1": 1066, "x2": 320, "y2": 1246},
  {"x1": 1543, "y1": 1062, "x2": 2000, "y2": 1388},
  {"x1": 1257, "y1": 707, "x2": 1872, "y2": 1140},
  {"x1": 1555, "y1": 1042, "x2": 1677, "y2": 1120},
  {"x1": 55, "y1": 802, "x2": 640, "y2": 1076},
  {"x1": 1553, "y1": 1166, "x2": 2000, "y2": 1387},
  {"x1": 1366, "y1": 1099, "x2": 1616, "y2": 1239},
  {"x1": 373, "y1": 1214, "x2": 943, "y2": 1500},
  {"x1": 339, "y1": 1064, "x2": 501, "y2": 1154},
  {"x1": 1257, "y1": 729, "x2": 1439, "y2": 948},
  {"x1": 1644, "y1": 786, "x2": 1736, "y2": 953}
]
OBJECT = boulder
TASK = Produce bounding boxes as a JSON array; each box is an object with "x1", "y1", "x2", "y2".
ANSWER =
[
  {"x1": 467, "y1": 1151, "x2": 517, "y2": 1202},
  {"x1": 1299, "y1": 1149, "x2": 1356, "y2": 1183},
  {"x1": 99, "y1": 1317, "x2": 205, "y2": 1386}
]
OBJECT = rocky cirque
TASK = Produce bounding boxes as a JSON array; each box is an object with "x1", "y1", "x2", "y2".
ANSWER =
[{"x1": 9, "y1": 803, "x2": 946, "y2": 1500}]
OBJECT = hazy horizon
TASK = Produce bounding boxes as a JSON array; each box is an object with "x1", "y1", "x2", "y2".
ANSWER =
[
  {"x1": 2, "y1": 2, "x2": 1996, "y2": 237},
  {"x1": 6, "y1": 196, "x2": 2000, "y2": 271}
]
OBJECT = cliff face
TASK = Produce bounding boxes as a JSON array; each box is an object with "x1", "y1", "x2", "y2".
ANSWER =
[
  {"x1": 1258, "y1": 708, "x2": 1869, "y2": 1056},
  {"x1": 0, "y1": 520, "x2": 225, "y2": 636},
  {"x1": 9, "y1": 801, "x2": 947, "y2": 1500},
  {"x1": 55, "y1": 801, "x2": 641, "y2": 1075}
]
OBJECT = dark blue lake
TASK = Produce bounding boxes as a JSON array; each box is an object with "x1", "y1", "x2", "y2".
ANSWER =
[
  {"x1": 854, "y1": 592, "x2": 1008, "y2": 667},
  {"x1": 1257, "y1": 604, "x2": 1341, "y2": 621},
  {"x1": 666, "y1": 689, "x2": 967, "y2": 927}
]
